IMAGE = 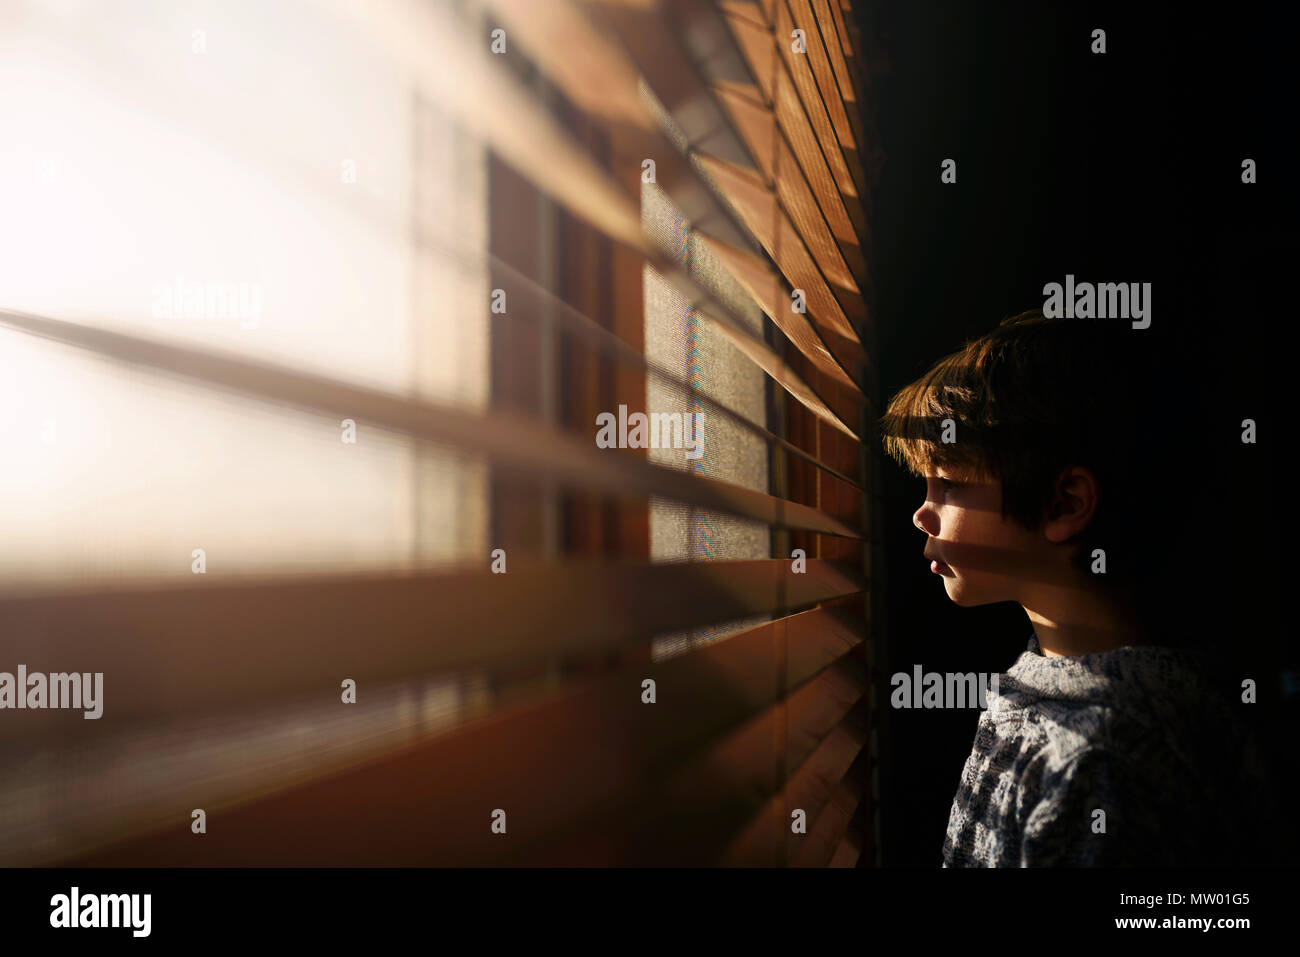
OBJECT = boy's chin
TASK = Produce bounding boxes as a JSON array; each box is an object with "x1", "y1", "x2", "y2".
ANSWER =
[{"x1": 941, "y1": 577, "x2": 998, "y2": 607}]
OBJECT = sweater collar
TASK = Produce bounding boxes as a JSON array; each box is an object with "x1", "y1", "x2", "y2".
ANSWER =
[{"x1": 988, "y1": 631, "x2": 1212, "y2": 723}]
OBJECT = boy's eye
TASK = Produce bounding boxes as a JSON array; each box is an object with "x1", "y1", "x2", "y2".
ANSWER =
[{"x1": 938, "y1": 478, "x2": 957, "y2": 491}]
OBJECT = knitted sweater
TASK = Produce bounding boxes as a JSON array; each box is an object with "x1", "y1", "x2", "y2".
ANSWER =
[{"x1": 942, "y1": 633, "x2": 1277, "y2": 867}]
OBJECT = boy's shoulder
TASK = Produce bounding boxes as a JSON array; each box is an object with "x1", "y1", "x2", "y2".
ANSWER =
[
  {"x1": 961, "y1": 695, "x2": 1138, "y2": 821},
  {"x1": 949, "y1": 705, "x2": 1203, "y2": 866},
  {"x1": 945, "y1": 637, "x2": 1274, "y2": 865}
]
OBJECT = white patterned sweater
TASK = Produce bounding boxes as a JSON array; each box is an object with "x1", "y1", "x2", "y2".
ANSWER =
[{"x1": 942, "y1": 633, "x2": 1280, "y2": 867}]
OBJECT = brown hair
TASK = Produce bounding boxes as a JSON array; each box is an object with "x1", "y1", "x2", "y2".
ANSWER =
[{"x1": 878, "y1": 309, "x2": 1155, "y2": 590}]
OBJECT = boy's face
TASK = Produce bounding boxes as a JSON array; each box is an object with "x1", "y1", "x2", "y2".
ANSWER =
[{"x1": 912, "y1": 465, "x2": 1055, "y2": 607}]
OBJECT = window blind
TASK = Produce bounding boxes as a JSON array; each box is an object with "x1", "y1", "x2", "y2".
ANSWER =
[{"x1": 0, "y1": 0, "x2": 880, "y2": 866}]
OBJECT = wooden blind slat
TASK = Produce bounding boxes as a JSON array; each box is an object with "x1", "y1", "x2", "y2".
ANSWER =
[
  {"x1": 512, "y1": 652, "x2": 868, "y2": 865},
  {"x1": 701, "y1": 312, "x2": 862, "y2": 441},
  {"x1": 583, "y1": 0, "x2": 756, "y2": 169},
  {"x1": 695, "y1": 153, "x2": 869, "y2": 348},
  {"x1": 0, "y1": 311, "x2": 864, "y2": 536},
  {"x1": 578, "y1": 0, "x2": 873, "y2": 351},
  {"x1": 787, "y1": 0, "x2": 858, "y2": 153},
  {"x1": 709, "y1": 82, "x2": 873, "y2": 347},
  {"x1": 829, "y1": 820, "x2": 865, "y2": 867},
  {"x1": 646, "y1": 253, "x2": 864, "y2": 439},
  {"x1": 811, "y1": 0, "x2": 857, "y2": 108},
  {"x1": 802, "y1": 0, "x2": 878, "y2": 216},
  {"x1": 489, "y1": 244, "x2": 866, "y2": 487},
  {"x1": 652, "y1": 0, "x2": 869, "y2": 281},
  {"x1": 719, "y1": 0, "x2": 769, "y2": 30},
  {"x1": 319, "y1": 0, "x2": 858, "y2": 440},
  {"x1": 705, "y1": 235, "x2": 866, "y2": 399},
  {"x1": 484, "y1": 0, "x2": 872, "y2": 407},
  {"x1": 721, "y1": 698, "x2": 867, "y2": 864},
  {"x1": 487, "y1": 0, "x2": 765, "y2": 257},
  {"x1": 713, "y1": 80, "x2": 860, "y2": 297},
  {"x1": 721, "y1": 8, "x2": 871, "y2": 260},
  {"x1": 773, "y1": 0, "x2": 864, "y2": 204},
  {"x1": 826, "y1": 0, "x2": 855, "y2": 57},
  {"x1": 2, "y1": 0, "x2": 880, "y2": 869},
  {"x1": 51, "y1": 602, "x2": 864, "y2": 865},
  {"x1": 792, "y1": 750, "x2": 869, "y2": 865},
  {"x1": 0, "y1": 559, "x2": 865, "y2": 743}
]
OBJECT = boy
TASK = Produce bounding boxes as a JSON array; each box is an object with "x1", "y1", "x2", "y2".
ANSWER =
[{"x1": 878, "y1": 309, "x2": 1280, "y2": 866}]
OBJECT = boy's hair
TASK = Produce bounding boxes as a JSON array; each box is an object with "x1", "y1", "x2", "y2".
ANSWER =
[{"x1": 878, "y1": 309, "x2": 1172, "y2": 609}]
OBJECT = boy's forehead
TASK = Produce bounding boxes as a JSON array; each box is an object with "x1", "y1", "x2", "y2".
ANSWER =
[
  {"x1": 927, "y1": 462, "x2": 972, "y2": 477},
  {"x1": 927, "y1": 462, "x2": 993, "y2": 482}
]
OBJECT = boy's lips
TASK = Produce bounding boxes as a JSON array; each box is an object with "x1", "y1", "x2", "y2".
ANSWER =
[{"x1": 926, "y1": 555, "x2": 954, "y2": 576}]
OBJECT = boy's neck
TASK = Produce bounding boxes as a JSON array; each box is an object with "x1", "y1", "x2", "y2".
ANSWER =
[{"x1": 1021, "y1": 584, "x2": 1146, "y2": 658}]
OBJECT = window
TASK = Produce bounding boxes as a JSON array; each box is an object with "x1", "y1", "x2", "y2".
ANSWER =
[{"x1": 0, "y1": 0, "x2": 877, "y2": 867}]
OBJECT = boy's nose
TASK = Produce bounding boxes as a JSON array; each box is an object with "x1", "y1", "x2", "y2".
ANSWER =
[{"x1": 913, "y1": 503, "x2": 937, "y2": 536}]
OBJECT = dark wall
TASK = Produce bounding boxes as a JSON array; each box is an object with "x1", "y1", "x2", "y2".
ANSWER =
[{"x1": 863, "y1": 0, "x2": 1296, "y2": 865}]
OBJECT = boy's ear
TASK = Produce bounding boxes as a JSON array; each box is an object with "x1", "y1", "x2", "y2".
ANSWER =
[{"x1": 1042, "y1": 466, "x2": 1100, "y2": 543}]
